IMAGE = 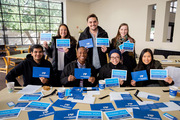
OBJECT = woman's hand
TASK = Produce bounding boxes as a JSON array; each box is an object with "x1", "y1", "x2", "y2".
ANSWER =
[
  {"x1": 43, "y1": 41, "x2": 49, "y2": 49},
  {"x1": 131, "y1": 80, "x2": 136, "y2": 86},
  {"x1": 164, "y1": 76, "x2": 173, "y2": 84},
  {"x1": 120, "y1": 49, "x2": 125, "y2": 54},
  {"x1": 39, "y1": 77, "x2": 48, "y2": 84},
  {"x1": 63, "y1": 47, "x2": 69, "y2": 53},
  {"x1": 119, "y1": 79, "x2": 124, "y2": 85}
]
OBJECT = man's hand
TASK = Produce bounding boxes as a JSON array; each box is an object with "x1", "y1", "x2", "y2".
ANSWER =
[
  {"x1": 131, "y1": 80, "x2": 136, "y2": 86},
  {"x1": 88, "y1": 77, "x2": 95, "y2": 84},
  {"x1": 101, "y1": 45, "x2": 107, "y2": 53},
  {"x1": 119, "y1": 79, "x2": 124, "y2": 85},
  {"x1": 43, "y1": 41, "x2": 49, "y2": 49},
  {"x1": 39, "y1": 77, "x2": 48, "y2": 84},
  {"x1": 68, "y1": 75, "x2": 76, "y2": 82},
  {"x1": 63, "y1": 47, "x2": 69, "y2": 53}
]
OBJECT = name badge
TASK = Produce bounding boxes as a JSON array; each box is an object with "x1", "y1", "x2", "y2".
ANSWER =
[
  {"x1": 112, "y1": 69, "x2": 127, "y2": 81},
  {"x1": 131, "y1": 70, "x2": 148, "y2": 82},
  {"x1": 33, "y1": 67, "x2": 50, "y2": 78},
  {"x1": 150, "y1": 69, "x2": 168, "y2": 80},
  {"x1": 56, "y1": 39, "x2": 70, "y2": 48},
  {"x1": 79, "y1": 38, "x2": 93, "y2": 48},
  {"x1": 74, "y1": 68, "x2": 91, "y2": 79},
  {"x1": 123, "y1": 42, "x2": 134, "y2": 52},
  {"x1": 96, "y1": 38, "x2": 109, "y2": 47},
  {"x1": 105, "y1": 78, "x2": 120, "y2": 87},
  {"x1": 40, "y1": 33, "x2": 52, "y2": 41}
]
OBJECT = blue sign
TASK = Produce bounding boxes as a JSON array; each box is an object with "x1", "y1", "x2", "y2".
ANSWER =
[
  {"x1": 19, "y1": 94, "x2": 42, "y2": 101},
  {"x1": 119, "y1": 44, "x2": 123, "y2": 50},
  {"x1": 74, "y1": 68, "x2": 91, "y2": 79},
  {"x1": 90, "y1": 103, "x2": 115, "y2": 112},
  {"x1": 131, "y1": 70, "x2": 148, "y2": 82},
  {"x1": 26, "y1": 101, "x2": 51, "y2": 111},
  {"x1": 79, "y1": 38, "x2": 93, "y2": 48},
  {"x1": 56, "y1": 39, "x2": 70, "y2": 48},
  {"x1": 105, "y1": 109, "x2": 132, "y2": 119},
  {"x1": 40, "y1": 33, "x2": 52, "y2": 41},
  {"x1": 123, "y1": 42, "x2": 134, "y2": 52},
  {"x1": 52, "y1": 99, "x2": 76, "y2": 110},
  {"x1": 112, "y1": 69, "x2": 127, "y2": 80},
  {"x1": 150, "y1": 69, "x2": 168, "y2": 80},
  {"x1": 54, "y1": 109, "x2": 78, "y2": 120},
  {"x1": 114, "y1": 100, "x2": 139, "y2": 108},
  {"x1": 32, "y1": 67, "x2": 50, "y2": 78},
  {"x1": 0, "y1": 108, "x2": 21, "y2": 119},
  {"x1": 77, "y1": 110, "x2": 102, "y2": 119},
  {"x1": 105, "y1": 78, "x2": 119, "y2": 87},
  {"x1": 96, "y1": 38, "x2": 109, "y2": 47}
]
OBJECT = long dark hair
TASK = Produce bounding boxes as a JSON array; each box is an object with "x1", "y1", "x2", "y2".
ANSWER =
[
  {"x1": 56, "y1": 24, "x2": 77, "y2": 46},
  {"x1": 136, "y1": 48, "x2": 155, "y2": 72},
  {"x1": 112, "y1": 23, "x2": 135, "y2": 48}
]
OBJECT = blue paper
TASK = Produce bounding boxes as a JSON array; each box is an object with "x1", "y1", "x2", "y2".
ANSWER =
[
  {"x1": 26, "y1": 101, "x2": 51, "y2": 111},
  {"x1": 105, "y1": 109, "x2": 132, "y2": 120},
  {"x1": 126, "y1": 40, "x2": 130, "y2": 43},
  {"x1": 150, "y1": 69, "x2": 168, "y2": 80},
  {"x1": 65, "y1": 89, "x2": 72, "y2": 96},
  {"x1": 74, "y1": 68, "x2": 91, "y2": 79},
  {"x1": 28, "y1": 106, "x2": 54, "y2": 120},
  {"x1": 147, "y1": 95, "x2": 160, "y2": 101},
  {"x1": 105, "y1": 78, "x2": 120, "y2": 87},
  {"x1": 19, "y1": 94, "x2": 42, "y2": 101},
  {"x1": 54, "y1": 109, "x2": 78, "y2": 120},
  {"x1": 70, "y1": 87, "x2": 84, "y2": 94},
  {"x1": 119, "y1": 44, "x2": 123, "y2": 50},
  {"x1": 131, "y1": 70, "x2": 148, "y2": 82},
  {"x1": 14, "y1": 102, "x2": 29, "y2": 108},
  {"x1": 111, "y1": 69, "x2": 127, "y2": 80},
  {"x1": 114, "y1": 100, "x2": 139, "y2": 108},
  {"x1": 52, "y1": 99, "x2": 76, "y2": 110},
  {"x1": 0, "y1": 108, "x2": 21, "y2": 119},
  {"x1": 40, "y1": 33, "x2": 52, "y2": 41},
  {"x1": 170, "y1": 100, "x2": 180, "y2": 106},
  {"x1": 133, "y1": 109, "x2": 162, "y2": 120},
  {"x1": 163, "y1": 113, "x2": 178, "y2": 120},
  {"x1": 123, "y1": 42, "x2": 134, "y2": 51},
  {"x1": 96, "y1": 38, "x2": 109, "y2": 47},
  {"x1": 72, "y1": 94, "x2": 84, "y2": 100},
  {"x1": 139, "y1": 105, "x2": 152, "y2": 111},
  {"x1": 77, "y1": 110, "x2": 102, "y2": 119},
  {"x1": 56, "y1": 39, "x2": 70, "y2": 48},
  {"x1": 147, "y1": 104, "x2": 158, "y2": 109},
  {"x1": 79, "y1": 38, "x2": 93, "y2": 48},
  {"x1": 121, "y1": 94, "x2": 133, "y2": 100},
  {"x1": 32, "y1": 67, "x2": 50, "y2": 78},
  {"x1": 154, "y1": 103, "x2": 168, "y2": 108},
  {"x1": 90, "y1": 103, "x2": 115, "y2": 112}
]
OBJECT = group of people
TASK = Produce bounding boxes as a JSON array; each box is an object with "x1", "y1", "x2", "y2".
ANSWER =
[{"x1": 5, "y1": 14, "x2": 174, "y2": 87}]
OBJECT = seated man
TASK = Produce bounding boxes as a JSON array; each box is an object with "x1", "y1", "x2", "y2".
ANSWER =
[
  {"x1": 60, "y1": 47, "x2": 97, "y2": 87},
  {"x1": 6, "y1": 44, "x2": 56, "y2": 86}
]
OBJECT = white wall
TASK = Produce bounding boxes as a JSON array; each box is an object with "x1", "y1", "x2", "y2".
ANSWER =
[{"x1": 66, "y1": 0, "x2": 180, "y2": 55}]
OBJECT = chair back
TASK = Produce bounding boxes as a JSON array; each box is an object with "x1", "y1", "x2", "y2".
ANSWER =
[
  {"x1": 167, "y1": 55, "x2": 180, "y2": 59},
  {"x1": 0, "y1": 57, "x2": 14, "y2": 74}
]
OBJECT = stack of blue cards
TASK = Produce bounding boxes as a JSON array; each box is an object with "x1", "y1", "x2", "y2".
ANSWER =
[{"x1": 119, "y1": 40, "x2": 134, "y2": 52}]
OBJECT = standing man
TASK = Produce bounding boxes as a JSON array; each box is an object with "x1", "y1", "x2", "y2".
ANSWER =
[
  {"x1": 6, "y1": 44, "x2": 56, "y2": 86},
  {"x1": 78, "y1": 14, "x2": 109, "y2": 72}
]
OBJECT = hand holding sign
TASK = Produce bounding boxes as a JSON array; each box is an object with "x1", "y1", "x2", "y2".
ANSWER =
[
  {"x1": 88, "y1": 77, "x2": 95, "y2": 84},
  {"x1": 39, "y1": 77, "x2": 48, "y2": 84},
  {"x1": 68, "y1": 75, "x2": 76, "y2": 82},
  {"x1": 101, "y1": 45, "x2": 107, "y2": 53},
  {"x1": 164, "y1": 76, "x2": 173, "y2": 84}
]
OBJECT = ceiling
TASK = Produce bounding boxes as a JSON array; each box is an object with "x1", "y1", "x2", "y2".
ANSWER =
[{"x1": 68, "y1": 0, "x2": 99, "y2": 4}]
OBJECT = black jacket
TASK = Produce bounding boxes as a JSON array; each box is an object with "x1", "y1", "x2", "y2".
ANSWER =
[
  {"x1": 135, "y1": 60, "x2": 174, "y2": 87},
  {"x1": 98, "y1": 62, "x2": 131, "y2": 87},
  {"x1": 45, "y1": 36, "x2": 77, "y2": 73},
  {"x1": 60, "y1": 61, "x2": 97, "y2": 87},
  {"x1": 5, "y1": 54, "x2": 55, "y2": 86},
  {"x1": 78, "y1": 26, "x2": 109, "y2": 68}
]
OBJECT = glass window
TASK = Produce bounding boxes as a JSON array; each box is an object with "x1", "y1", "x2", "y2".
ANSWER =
[
  {"x1": 20, "y1": 7, "x2": 35, "y2": 15},
  {"x1": 21, "y1": 15, "x2": 35, "y2": 23},
  {"x1": 36, "y1": 16, "x2": 49, "y2": 23},
  {"x1": 1, "y1": 0, "x2": 18, "y2": 5},
  {"x1": 19, "y1": 0, "x2": 34, "y2": 7},
  {"x1": 35, "y1": 1, "x2": 48, "y2": 8},
  {"x1": 3, "y1": 14, "x2": 20, "y2": 22}
]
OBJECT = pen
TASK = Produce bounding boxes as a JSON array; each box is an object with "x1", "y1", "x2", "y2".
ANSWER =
[
  {"x1": 99, "y1": 95, "x2": 109, "y2": 100},
  {"x1": 125, "y1": 89, "x2": 136, "y2": 91},
  {"x1": 109, "y1": 88, "x2": 116, "y2": 91},
  {"x1": 134, "y1": 90, "x2": 143, "y2": 102},
  {"x1": 49, "y1": 98, "x2": 53, "y2": 103}
]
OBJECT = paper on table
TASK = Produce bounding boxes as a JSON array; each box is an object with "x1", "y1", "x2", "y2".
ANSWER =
[
  {"x1": 87, "y1": 91, "x2": 100, "y2": 96},
  {"x1": 0, "y1": 108, "x2": 21, "y2": 120},
  {"x1": 137, "y1": 91, "x2": 160, "y2": 99},
  {"x1": 110, "y1": 92, "x2": 131, "y2": 101},
  {"x1": 17, "y1": 85, "x2": 41, "y2": 94},
  {"x1": 137, "y1": 101, "x2": 154, "y2": 105},
  {"x1": 67, "y1": 95, "x2": 95, "y2": 104},
  {"x1": 159, "y1": 102, "x2": 180, "y2": 112}
]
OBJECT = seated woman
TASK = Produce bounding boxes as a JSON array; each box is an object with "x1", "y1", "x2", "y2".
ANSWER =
[
  {"x1": 98, "y1": 49, "x2": 131, "y2": 86},
  {"x1": 131, "y1": 48, "x2": 174, "y2": 87}
]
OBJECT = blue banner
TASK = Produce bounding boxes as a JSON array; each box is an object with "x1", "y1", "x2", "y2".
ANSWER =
[{"x1": 56, "y1": 39, "x2": 70, "y2": 48}]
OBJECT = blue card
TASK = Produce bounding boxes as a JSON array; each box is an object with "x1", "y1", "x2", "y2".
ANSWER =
[
  {"x1": 77, "y1": 110, "x2": 102, "y2": 119},
  {"x1": 65, "y1": 89, "x2": 72, "y2": 96},
  {"x1": 163, "y1": 113, "x2": 178, "y2": 120},
  {"x1": 131, "y1": 70, "x2": 148, "y2": 82},
  {"x1": 0, "y1": 108, "x2": 21, "y2": 119},
  {"x1": 32, "y1": 67, "x2": 50, "y2": 78},
  {"x1": 72, "y1": 94, "x2": 84, "y2": 100},
  {"x1": 154, "y1": 103, "x2": 168, "y2": 108},
  {"x1": 74, "y1": 68, "x2": 91, "y2": 79},
  {"x1": 70, "y1": 87, "x2": 84, "y2": 94},
  {"x1": 123, "y1": 42, "x2": 134, "y2": 52},
  {"x1": 147, "y1": 104, "x2": 158, "y2": 109},
  {"x1": 112, "y1": 69, "x2": 127, "y2": 80},
  {"x1": 54, "y1": 109, "x2": 78, "y2": 120},
  {"x1": 14, "y1": 102, "x2": 29, "y2": 108},
  {"x1": 52, "y1": 99, "x2": 76, "y2": 110},
  {"x1": 121, "y1": 94, "x2": 133, "y2": 100},
  {"x1": 119, "y1": 44, "x2": 123, "y2": 50},
  {"x1": 126, "y1": 40, "x2": 130, "y2": 43},
  {"x1": 150, "y1": 69, "x2": 168, "y2": 80},
  {"x1": 96, "y1": 38, "x2": 109, "y2": 47},
  {"x1": 79, "y1": 38, "x2": 93, "y2": 48},
  {"x1": 114, "y1": 100, "x2": 139, "y2": 108},
  {"x1": 105, "y1": 109, "x2": 132, "y2": 120},
  {"x1": 139, "y1": 105, "x2": 152, "y2": 111},
  {"x1": 147, "y1": 95, "x2": 160, "y2": 101},
  {"x1": 28, "y1": 106, "x2": 54, "y2": 120},
  {"x1": 90, "y1": 103, "x2": 115, "y2": 112},
  {"x1": 19, "y1": 94, "x2": 42, "y2": 101},
  {"x1": 170, "y1": 100, "x2": 180, "y2": 106},
  {"x1": 40, "y1": 33, "x2": 52, "y2": 41},
  {"x1": 25, "y1": 101, "x2": 51, "y2": 111},
  {"x1": 133, "y1": 109, "x2": 162, "y2": 120},
  {"x1": 105, "y1": 78, "x2": 120, "y2": 87},
  {"x1": 56, "y1": 39, "x2": 70, "y2": 48}
]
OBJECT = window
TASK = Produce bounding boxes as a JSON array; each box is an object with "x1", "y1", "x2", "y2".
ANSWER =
[{"x1": 0, "y1": 0, "x2": 63, "y2": 45}]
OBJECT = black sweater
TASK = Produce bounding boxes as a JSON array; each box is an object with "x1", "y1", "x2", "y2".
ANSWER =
[{"x1": 6, "y1": 54, "x2": 56, "y2": 86}]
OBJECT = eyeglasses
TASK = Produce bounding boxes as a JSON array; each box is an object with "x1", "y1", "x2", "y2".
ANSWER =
[{"x1": 110, "y1": 57, "x2": 120, "y2": 60}]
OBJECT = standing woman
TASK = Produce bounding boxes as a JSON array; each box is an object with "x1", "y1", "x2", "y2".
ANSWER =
[
  {"x1": 43, "y1": 24, "x2": 77, "y2": 86},
  {"x1": 111, "y1": 23, "x2": 137, "y2": 86},
  {"x1": 131, "y1": 48, "x2": 174, "y2": 87}
]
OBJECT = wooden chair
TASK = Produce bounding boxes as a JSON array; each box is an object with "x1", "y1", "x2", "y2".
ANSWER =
[{"x1": 0, "y1": 57, "x2": 14, "y2": 74}]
